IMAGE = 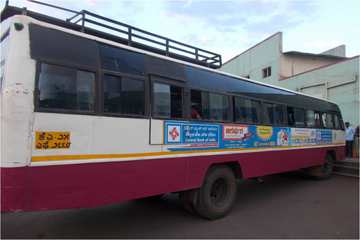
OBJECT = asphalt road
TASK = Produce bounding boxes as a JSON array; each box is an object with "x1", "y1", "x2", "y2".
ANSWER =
[{"x1": 1, "y1": 171, "x2": 359, "y2": 239}]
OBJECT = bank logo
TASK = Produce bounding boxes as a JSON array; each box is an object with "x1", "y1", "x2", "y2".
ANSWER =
[{"x1": 168, "y1": 125, "x2": 181, "y2": 143}]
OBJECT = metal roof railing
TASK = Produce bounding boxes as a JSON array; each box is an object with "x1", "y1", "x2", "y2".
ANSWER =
[{"x1": 3, "y1": 0, "x2": 222, "y2": 69}]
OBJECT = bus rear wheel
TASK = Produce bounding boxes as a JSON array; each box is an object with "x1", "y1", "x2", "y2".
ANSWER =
[
  {"x1": 316, "y1": 153, "x2": 333, "y2": 180},
  {"x1": 194, "y1": 165, "x2": 237, "y2": 220}
]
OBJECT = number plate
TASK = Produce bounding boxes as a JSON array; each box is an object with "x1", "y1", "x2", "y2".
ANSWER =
[{"x1": 35, "y1": 132, "x2": 71, "y2": 150}]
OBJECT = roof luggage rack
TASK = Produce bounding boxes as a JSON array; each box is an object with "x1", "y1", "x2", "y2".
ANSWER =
[{"x1": 1, "y1": 0, "x2": 222, "y2": 69}]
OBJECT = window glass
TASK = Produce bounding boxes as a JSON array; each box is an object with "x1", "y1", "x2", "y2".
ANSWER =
[
  {"x1": 306, "y1": 110, "x2": 321, "y2": 128},
  {"x1": 233, "y1": 97, "x2": 260, "y2": 124},
  {"x1": 262, "y1": 67, "x2": 271, "y2": 78},
  {"x1": 153, "y1": 83, "x2": 183, "y2": 118},
  {"x1": 287, "y1": 107, "x2": 305, "y2": 127},
  {"x1": 184, "y1": 66, "x2": 228, "y2": 93},
  {"x1": 104, "y1": 75, "x2": 145, "y2": 115},
  {"x1": 334, "y1": 115, "x2": 340, "y2": 129},
  {"x1": 98, "y1": 44, "x2": 147, "y2": 77},
  {"x1": 322, "y1": 113, "x2": 334, "y2": 129},
  {"x1": 263, "y1": 103, "x2": 285, "y2": 125},
  {"x1": 191, "y1": 90, "x2": 228, "y2": 121},
  {"x1": 38, "y1": 63, "x2": 95, "y2": 111}
]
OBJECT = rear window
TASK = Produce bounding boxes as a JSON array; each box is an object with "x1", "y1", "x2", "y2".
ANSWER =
[{"x1": 38, "y1": 63, "x2": 95, "y2": 112}]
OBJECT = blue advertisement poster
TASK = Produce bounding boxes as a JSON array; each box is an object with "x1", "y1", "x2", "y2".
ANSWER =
[
  {"x1": 164, "y1": 122, "x2": 220, "y2": 148},
  {"x1": 316, "y1": 130, "x2": 333, "y2": 144},
  {"x1": 164, "y1": 121, "x2": 332, "y2": 151}
]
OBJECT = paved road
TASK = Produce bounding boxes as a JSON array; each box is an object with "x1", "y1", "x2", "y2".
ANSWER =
[{"x1": 1, "y1": 171, "x2": 359, "y2": 239}]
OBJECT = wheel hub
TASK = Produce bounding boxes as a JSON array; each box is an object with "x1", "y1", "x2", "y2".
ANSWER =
[{"x1": 210, "y1": 178, "x2": 228, "y2": 206}]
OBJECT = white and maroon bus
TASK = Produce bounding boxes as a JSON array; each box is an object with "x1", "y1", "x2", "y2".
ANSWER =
[{"x1": 1, "y1": 2, "x2": 345, "y2": 219}]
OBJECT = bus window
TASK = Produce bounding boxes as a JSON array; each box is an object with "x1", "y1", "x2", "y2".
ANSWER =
[
  {"x1": 103, "y1": 75, "x2": 145, "y2": 115},
  {"x1": 38, "y1": 63, "x2": 95, "y2": 111},
  {"x1": 263, "y1": 103, "x2": 285, "y2": 125},
  {"x1": 153, "y1": 83, "x2": 183, "y2": 118},
  {"x1": 191, "y1": 90, "x2": 229, "y2": 121},
  {"x1": 233, "y1": 97, "x2": 260, "y2": 124},
  {"x1": 287, "y1": 107, "x2": 305, "y2": 127},
  {"x1": 321, "y1": 113, "x2": 334, "y2": 129},
  {"x1": 306, "y1": 110, "x2": 321, "y2": 128},
  {"x1": 334, "y1": 115, "x2": 341, "y2": 129}
]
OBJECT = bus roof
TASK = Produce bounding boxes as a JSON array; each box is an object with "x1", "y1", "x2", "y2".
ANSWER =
[
  {"x1": 1, "y1": 1, "x2": 222, "y2": 69},
  {"x1": 1, "y1": 2, "x2": 340, "y2": 110}
]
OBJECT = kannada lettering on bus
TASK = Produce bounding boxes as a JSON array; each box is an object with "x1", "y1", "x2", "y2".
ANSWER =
[{"x1": 35, "y1": 132, "x2": 71, "y2": 150}]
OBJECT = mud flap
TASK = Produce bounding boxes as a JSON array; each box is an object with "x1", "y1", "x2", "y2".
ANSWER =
[
  {"x1": 179, "y1": 188, "x2": 199, "y2": 205},
  {"x1": 304, "y1": 165, "x2": 323, "y2": 177}
]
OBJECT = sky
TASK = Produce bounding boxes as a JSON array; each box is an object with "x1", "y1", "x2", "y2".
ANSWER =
[{"x1": 1, "y1": 0, "x2": 359, "y2": 63}]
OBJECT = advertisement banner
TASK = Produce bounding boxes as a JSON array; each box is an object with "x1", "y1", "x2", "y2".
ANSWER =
[{"x1": 164, "y1": 121, "x2": 333, "y2": 151}]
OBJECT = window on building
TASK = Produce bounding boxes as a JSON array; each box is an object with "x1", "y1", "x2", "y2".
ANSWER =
[
  {"x1": 103, "y1": 75, "x2": 145, "y2": 115},
  {"x1": 38, "y1": 63, "x2": 95, "y2": 111},
  {"x1": 233, "y1": 97, "x2": 260, "y2": 124},
  {"x1": 287, "y1": 107, "x2": 305, "y2": 127},
  {"x1": 191, "y1": 90, "x2": 229, "y2": 121},
  {"x1": 262, "y1": 67, "x2": 271, "y2": 78},
  {"x1": 263, "y1": 103, "x2": 285, "y2": 125},
  {"x1": 153, "y1": 83, "x2": 183, "y2": 118}
]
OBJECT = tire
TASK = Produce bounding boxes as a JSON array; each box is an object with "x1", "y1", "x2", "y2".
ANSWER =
[
  {"x1": 141, "y1": 194, "x2": 164, "y2": 200},
  {"x1": 316, "y1": 153, "x2": 333, "y2": 180},
  {"x1": 194, "y1": 165, "x2": 237, "y2": 220}
]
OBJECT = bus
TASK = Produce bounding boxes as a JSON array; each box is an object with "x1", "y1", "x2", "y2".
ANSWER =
[{"x1": 1, "y1": 2, "x2": 346, "y2": 219}]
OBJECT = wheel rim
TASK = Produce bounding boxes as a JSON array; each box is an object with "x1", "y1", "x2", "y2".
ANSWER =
[
  {"x1": 210, "y1": 178, "x2": 228, "y2": 206},
  {"x1": 322, "y1": 158, "x2": 330, "y2": 173}
]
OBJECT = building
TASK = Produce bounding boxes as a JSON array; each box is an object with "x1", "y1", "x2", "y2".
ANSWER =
[{"x1": 221, "y1": 32, "x2": 359, "y2": 154}]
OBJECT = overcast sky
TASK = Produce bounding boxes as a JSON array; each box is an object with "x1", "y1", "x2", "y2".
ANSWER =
[{"x1": 1, "y1": 0, "x2": 359, "y2": 62}]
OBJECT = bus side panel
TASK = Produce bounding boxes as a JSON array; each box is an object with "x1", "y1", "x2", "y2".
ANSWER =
[
  {"x1": 1, "y1": 166, "x2": 29, "y2": 212},
  {"x1": 335, "y1": 145, "x2": 346, "y2": 162},
  {"x1": 186, "y1": 151, "x2": 264, "y2": 189},
  {"x1": 26, "y1": 158, "x2": 187, "y2": 212}
]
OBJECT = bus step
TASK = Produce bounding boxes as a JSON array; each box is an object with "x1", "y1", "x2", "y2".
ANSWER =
[
  {"x1": 333, "y1": 172, "x2": 359, "y2": 179},
  {"x1": 333, "y1": 164, "x2": 359, "y2": 178}
]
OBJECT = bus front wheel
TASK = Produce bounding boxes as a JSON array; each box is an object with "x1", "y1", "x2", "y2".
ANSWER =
[
  {"x1": 316, "y1": 153, "x2": 333, "y2": 180},
  {"x1": 194, "y1": 164, "x2": 237, "y2": 220}
]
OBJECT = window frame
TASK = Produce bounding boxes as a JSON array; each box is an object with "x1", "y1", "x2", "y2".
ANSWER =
[
  {"x1": 286, "y1": 106, "x2": 306, "y2": 128},
  {"x1": 262, "y1": 67, "x2": 271, "y2": 78},
  {"x1": 34, "y1": 60, "x2": 99, "y2": 116},
  {"x1": 100, "y1": 70, "x2": 149, "y2": 119},
  {"x1": 321, "y1": 112, "x2": 335, "y2": 129},
  {"x1": 232, "y1": 95, "x2": 261, "y2": 125},
  {"x1": 262, "y1": 101, "x2": 286, "y2": 126},
  {"x1": 189, "y1": 87, "x2": 231, "y2": 123},
  {"x1": 304, "y1": 108, "x2": 322, "y2": 128},
  {"x1": 333, "y1": 114, "x2": 341, "y2": 130},
  {"x1": 150, "y1": 75, "x2": 187, "y2": 120}
]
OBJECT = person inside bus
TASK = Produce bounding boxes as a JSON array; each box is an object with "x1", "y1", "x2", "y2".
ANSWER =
[
  {"x1": 191, "y1": 107, "x2": 201, "y2": 119},
  {"x1": 234, "y1": 107, "x2": 243, "y2": 122}
]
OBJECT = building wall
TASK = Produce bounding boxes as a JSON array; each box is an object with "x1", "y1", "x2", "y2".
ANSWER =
[
  {"x1": 321, "y1": 45, "x2": 346, "y2": 57},
  {"x1": 220, "y1": 32, "x2": 282, "y2": 83},
  {"x1": 280, "y1": 54, "x2": 343, "y2": 80},
  {"x1": 277, "y1": 57, "x2": 359, "y2": 128}
]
